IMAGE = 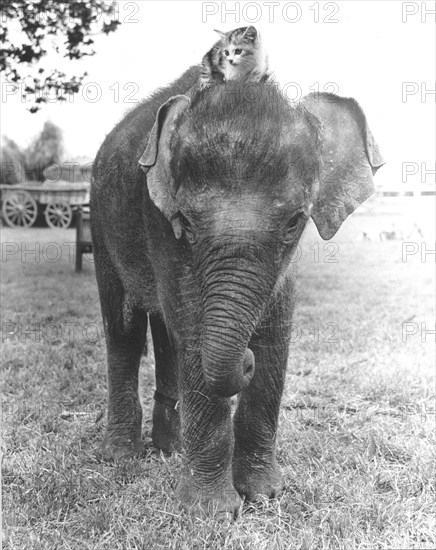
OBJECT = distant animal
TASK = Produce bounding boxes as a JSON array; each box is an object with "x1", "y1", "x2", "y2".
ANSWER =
[
  {"x1": 200, "y1": 26, "x2": 269, "y2": 85},
  {"x1": 379, "y1": 229, "x2": 402, "y2": 241},
  {"x1": 361, "y1": 221, "x2": 424, "y2": 242},
  {"x1": 361, "y1": 227, "x2": 402, "y2": 242}
]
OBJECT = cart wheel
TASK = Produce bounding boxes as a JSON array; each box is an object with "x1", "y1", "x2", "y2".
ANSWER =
[
  {"x1": 2, "y1": 190, "x2": 38, "y2": 228},
  {"x1": 44, "y1": 202, "x2": 73, "y2": 229}
]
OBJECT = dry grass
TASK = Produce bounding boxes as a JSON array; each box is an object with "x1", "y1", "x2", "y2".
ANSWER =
[{"x1": 1, "y1": 206, "x2": 435, "y2": 549}]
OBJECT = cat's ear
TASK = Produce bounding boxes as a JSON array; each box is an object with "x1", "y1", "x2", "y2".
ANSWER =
[
  {"x1": 214, "y1": 29, "x2": 227, "y2": 40},
  {"x1": 242, "y1": 26, "x2": 258, "y2": 42}
]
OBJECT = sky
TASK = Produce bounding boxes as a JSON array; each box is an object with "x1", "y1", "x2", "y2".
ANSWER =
[{"x1": 1, "y1": 0, "x2": 435, "y2": 190}]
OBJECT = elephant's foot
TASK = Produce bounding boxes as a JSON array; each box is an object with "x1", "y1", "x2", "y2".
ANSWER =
[
  {"x1": 102, "y1": 424, "x2": 145, "y2": 460},
  {"x1": 152, "y1": 401, "x2": 182, "y2": 452},
  {"x1": 176, "y1": 474, "x2": 242, "y2": 519},
  {"x1": 233, "y1": 458, "x2": 283, "y2": 501}
]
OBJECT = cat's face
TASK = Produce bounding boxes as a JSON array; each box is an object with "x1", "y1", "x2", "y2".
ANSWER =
[
  {"x1": 222, "y1": 42, "x2": 249, "y2": 66},
  {"x1": 216, "y1": 26, "x2": 259, "y2": 68}
]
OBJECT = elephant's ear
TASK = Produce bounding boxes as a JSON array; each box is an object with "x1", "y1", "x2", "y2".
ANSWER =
[
  {"x1": 139, "y1": 94, "x2": 190, "y2": 222},
  {"x1": 301, "y1": 93, "x2": 385, "y2": 240}
]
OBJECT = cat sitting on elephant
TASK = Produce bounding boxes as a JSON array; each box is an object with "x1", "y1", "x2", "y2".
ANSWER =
[
  {"x1": 201, "y1": 26, "x2": 270, "y2": 85},
  {"x1": 91, "y1": 66, "x2": 384, "y2": 517}
]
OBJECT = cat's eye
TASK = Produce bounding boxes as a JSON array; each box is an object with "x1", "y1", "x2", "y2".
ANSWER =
[
  {"x1": 235, "y1": 48, "x2": 242, "y2": 55},
  {"x1": 224, "y1": 50, "x2": 229, "y2": 56}
]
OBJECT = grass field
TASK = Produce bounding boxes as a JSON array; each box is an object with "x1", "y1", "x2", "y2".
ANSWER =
[{"x1": 1, "y1": 207, "x2": 435, "y2": 549}]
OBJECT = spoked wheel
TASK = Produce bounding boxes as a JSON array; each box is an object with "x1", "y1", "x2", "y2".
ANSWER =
[
  {"x1": 2, "y1": 190, "x2": 38, "y2": 228},
  {"x1": 44, "y1": 202, "x2": 73, "y2": 229}
]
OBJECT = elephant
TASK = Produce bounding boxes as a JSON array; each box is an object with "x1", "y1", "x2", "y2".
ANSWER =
[{"x1": 90, "y1": 65, "x2": 384, "y2": 516}]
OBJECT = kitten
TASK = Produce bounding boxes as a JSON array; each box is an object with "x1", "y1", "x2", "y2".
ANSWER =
[{"x1": 200, "y1": 26, "x2": 269, "y2": 85}]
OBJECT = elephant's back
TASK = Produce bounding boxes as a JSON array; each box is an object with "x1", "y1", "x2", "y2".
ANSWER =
[{"x1": 92, "y1": 65, "x2": 201, "y2": 191}]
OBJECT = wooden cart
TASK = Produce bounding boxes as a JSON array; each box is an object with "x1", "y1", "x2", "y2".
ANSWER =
[{"x1": 1, "y1": 182, "x2": 90, "y2": 229}]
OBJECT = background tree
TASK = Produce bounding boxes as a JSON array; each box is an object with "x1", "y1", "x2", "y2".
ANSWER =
[
  {"x1": 0, "y1": 137, "x2": 26, "y2": 184},
  {"x1": 0, "y1": 0, "x2": 121, "y2": 112},
  {"x1": 25, "y1": 121, "x2": 64, "y2": 181},
  {"x1": 0, "y1": 122, "x2": 64, "y2": 183}
]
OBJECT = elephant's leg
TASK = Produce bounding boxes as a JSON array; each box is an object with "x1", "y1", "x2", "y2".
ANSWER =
[
  {"x1": 150, "y1": 313, "x2": 181, "y2": 452},
  {"x1": 233, "y1": 279, "x2": 294, "y2": 501},
  {"x1": 97, "y1": 261, "x2": 148, "y2": 459},
  {"x1": 175, "y1": 354, "x2": 242, "y2": 516}
]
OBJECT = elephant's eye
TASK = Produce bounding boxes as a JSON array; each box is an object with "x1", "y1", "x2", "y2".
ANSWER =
[
  {"x1": 179, "y1": 213, "x2": 196, "y2": 244},
  {"x1": 288, "y1": 214, "x2": 300, "y2": 229},
  {"x1": 235, "y1": 48, "x2": 242, "y2": 55},
  {"x1": 284, "y1": 213, "x2": 302, "y2": 243}
]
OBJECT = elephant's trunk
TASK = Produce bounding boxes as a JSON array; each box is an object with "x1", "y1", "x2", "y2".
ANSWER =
[
  {"x1": 201, "y1": 313, "x2": 256, "y2": 397},
  {"x1": 199, "y1": 248, "x2": 275, "y2": 397}
]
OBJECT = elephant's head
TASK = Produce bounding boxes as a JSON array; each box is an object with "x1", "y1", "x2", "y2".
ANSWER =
[{"x1": 139, "y1": 82, "x2": 384, "y2": 397}]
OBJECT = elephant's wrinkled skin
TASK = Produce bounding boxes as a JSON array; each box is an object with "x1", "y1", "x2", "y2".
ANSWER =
[{"x1": 91, "y1": 66, "x2": 384, "y2": 515}]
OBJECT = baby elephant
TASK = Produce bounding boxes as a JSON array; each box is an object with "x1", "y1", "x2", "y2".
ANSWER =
[{"x1": 91, "y1": 67, "x2": 384, "y2": 516}]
